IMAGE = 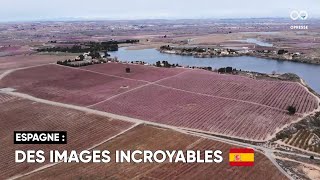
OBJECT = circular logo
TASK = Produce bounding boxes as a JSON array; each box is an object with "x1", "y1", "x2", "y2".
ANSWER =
[
  {"x1": 299, "y1": 11, "x2": 308, "y2": 20},
  {"x1": 290, "y1": 10, "x2": 308, "y2": 20}
]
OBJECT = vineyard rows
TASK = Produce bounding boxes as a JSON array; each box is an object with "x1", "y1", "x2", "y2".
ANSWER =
[
  {"x1": 283, "y1": 130, "x2": 320, "y2": 153},
  {"x1": 23, "y1": 125, "x2": 287, "y2": 180},
  {"x1": 0, "y1": 94, "x2": 133, "y2": 179},
  {"x1": 81, "y1": 62, "x2": 188, "y2": 82},
  {"x1": 0, "y1": 55, "x2": 73, "y2": 73},
  {"x1": 93, "y1": 85, "x2": 299, "y2": 141},
  {"x1": 158, "y1": 70, "x2": 319, "y2": 114},
  {"x1": 1, "y1": 64, "x2": 318, "y2": 142},
  {"x1": 0, "y1": 64, "x2": 146, "y2": 106}
]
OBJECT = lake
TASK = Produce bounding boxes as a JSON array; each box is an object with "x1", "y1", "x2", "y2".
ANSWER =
[{"x1": 109, "y1": 48, "x2": 320, "y2": 94}]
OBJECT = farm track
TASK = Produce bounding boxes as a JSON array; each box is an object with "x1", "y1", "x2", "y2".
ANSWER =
[
  {"x1": 60, "y1": 64, "x2": 150, "y2": 84},
  {"x1": 0, "y1": 55, "x2": 75, "y2": 74},
  {"x1": 80, "y1": 62, "x2": 189, "y2": 82},
  {"x1": 85, "y1": 67, "x2": 192, "y2": 107},
  {"x1": 0, "y1": 63, "x2": 52, "y2": 81}
]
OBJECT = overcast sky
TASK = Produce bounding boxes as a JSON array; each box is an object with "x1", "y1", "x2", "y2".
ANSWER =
[{"x1": 1, "y1": 0, "x2": 319, "y2": 22}]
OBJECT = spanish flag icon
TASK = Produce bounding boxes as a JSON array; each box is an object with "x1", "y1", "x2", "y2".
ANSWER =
[{"x1": 229, "y1": 148, "x2": 254, "y2": 166}]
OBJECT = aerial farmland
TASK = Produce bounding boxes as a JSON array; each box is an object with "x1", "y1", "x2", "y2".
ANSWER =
[
  {"x1": 1, "y1": 63, "x2": 318, "y2": 142},
  {"x1": 19, "y1": 125, "x2": 288, "y2": 180},
  {"x1": 0, "y1": 55, "x2": 75, "y2": 74},
  {"x1": 1, "y1": 18, "x2": 320, "y2": 180},
  {"x1": 0, "y1": 93, "x2": 133, "y2": 179}
]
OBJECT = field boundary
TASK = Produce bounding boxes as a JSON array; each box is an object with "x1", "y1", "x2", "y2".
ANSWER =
[
  {"x1": 0, "y1": 63, "x2": 52, "y2": 81},
  {"x1": 57, "y1": 64, "x2": 150, "y2": 83},
  {"x1": 86, "y1": 69, "x2": 192, "y2": 107}
]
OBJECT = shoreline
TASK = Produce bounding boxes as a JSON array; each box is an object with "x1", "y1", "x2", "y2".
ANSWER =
[
  {"x1": 114, "y1": 58, "x2": 320, "y2": 98},
  {"x1": 159, "y1": 49, "x2": 320, "y2": 65}
]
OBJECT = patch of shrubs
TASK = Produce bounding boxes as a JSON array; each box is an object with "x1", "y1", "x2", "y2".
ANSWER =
[{"x1": 287, "y1": 106, "x2": 296, "y2": 115}]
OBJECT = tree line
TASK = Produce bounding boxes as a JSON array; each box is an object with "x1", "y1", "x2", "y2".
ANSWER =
[{"x1": 38, "y1": 40, "x2": 139, "y2": 53}]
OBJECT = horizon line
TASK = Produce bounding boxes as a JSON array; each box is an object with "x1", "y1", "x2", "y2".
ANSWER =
[{"x1": 1, "y1": 16, "x2": 320, "y2": 23}]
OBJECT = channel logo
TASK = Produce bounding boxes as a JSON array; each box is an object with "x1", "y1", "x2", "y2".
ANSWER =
[
  {"x1": 229, "y1": 148, "x2": 254, "y2": 166},
  {"x1": 290, "y1": 10, "x2": 308, "y2": 20}
]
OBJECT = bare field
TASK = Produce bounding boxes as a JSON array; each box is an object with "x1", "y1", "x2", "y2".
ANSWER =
[
  {"x1": 277, "y1": 158, "x2": 320, "y2": 180},
  {"x1": 0, "y1": 54, "x2": 75, "y2": 74},
  {"x1": 0, "y1": 64, "x2": 147, "y2": 106},
  {"x1": 0, "y1": 45, "x2": 32, "y2": 57},
  {"x1": 0, "y1": 93, "x2": 133, "y2": 179},
  {"x1": 21, "y1": 125, "x2": 287, "y2": 180}
]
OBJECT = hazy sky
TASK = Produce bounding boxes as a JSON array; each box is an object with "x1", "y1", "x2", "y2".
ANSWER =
[{"x1": 1, "y1": 0, "x2": 319, "y2": 22}]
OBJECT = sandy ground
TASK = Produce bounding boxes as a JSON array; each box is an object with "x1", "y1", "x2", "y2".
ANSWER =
[{"x1": 301, "y1": 165, "x2": 320, "y2": 180}]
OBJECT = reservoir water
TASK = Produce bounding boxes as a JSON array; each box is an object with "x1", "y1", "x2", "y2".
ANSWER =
[{"x1": 109, "y1": 48, "x2": 320, "y2": 94}]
